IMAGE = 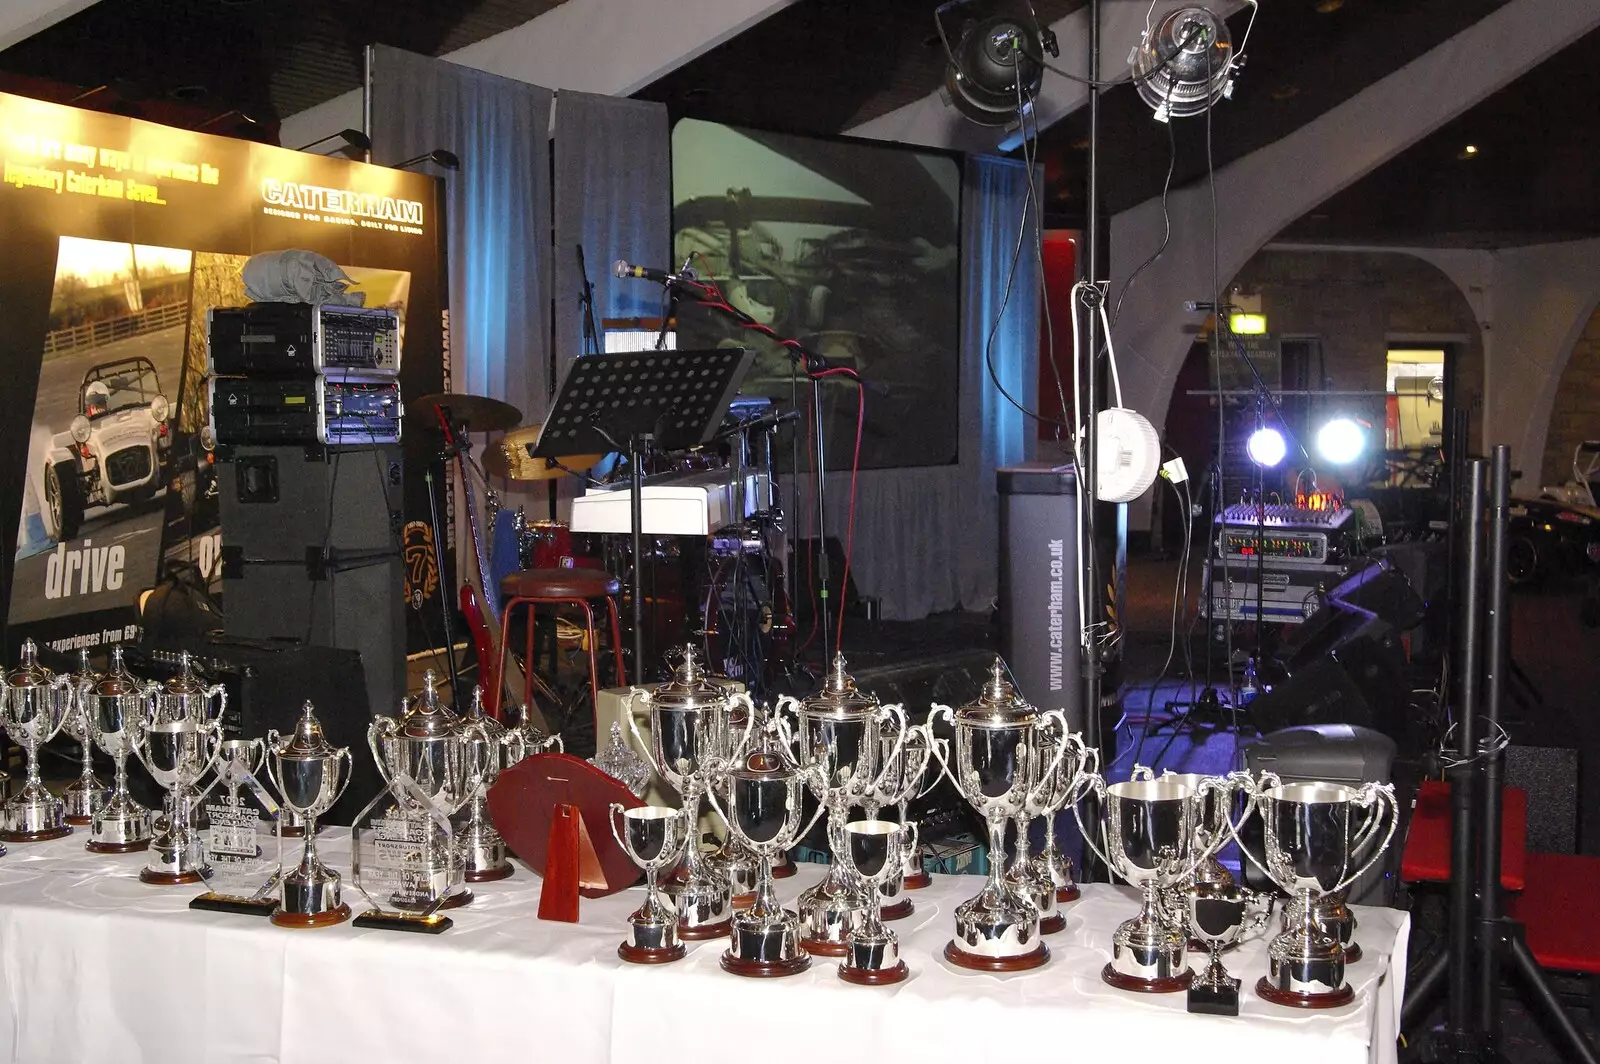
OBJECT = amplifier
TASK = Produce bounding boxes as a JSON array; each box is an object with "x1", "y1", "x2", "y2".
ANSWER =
[
  {"x1": 1200, "y1": 556, "x2": 1349, "y2": 624},
  {"x1": 1218, "y1": 527, "x2": 1331, "y2": 563},
  {"x1": 209, "y1": 374, "x2": 402, "y2": 446},
  {"x1": 207, "y1": 303, "x2": 401, "y2": 377}
]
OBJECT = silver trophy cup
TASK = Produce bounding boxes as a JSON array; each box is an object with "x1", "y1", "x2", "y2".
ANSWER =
[
  {"x1": 839, "y1": 820, "x2": 909, "y2": 985},
  {"x1": 458, "y1": 687, "x2": 555, "y2": 883},
  {"x1": 1186, "y1": 885, "x2": 1274, "y2": 1016},
  {"x1": 1235, "y1": 778, "x2": 1398, "y2": 1008},
  {"x1": 82, "y1": 646, "x2": 155, "y2": 853},
  {"x1": 862, "y1": 719, "x2": 934, "y2": 920},
  {"x1": 134, "y1": 653, "x2": 226, "y2": 883},
  {"x1": 268, "y1": 702, "x2": 354, "y2": 927},
  {"x1": 931, "y1": 659, "x2": 1070, "y2": 972},
  {"x1": 610, "y1": 803, "x2": 691, "y2": 963},
  {"x1": 61, "y1": 650, "x2": 111, "y2": 826},
  {"x1": 1078, "y1": 773, "x2": 1239, "y2": 992},
  {"x1": 0, "y1": 639, "x2": 75, "y2": 843},
  {"x1": 1008, "y1": 722, "x2": 1095, "y2": 935}
]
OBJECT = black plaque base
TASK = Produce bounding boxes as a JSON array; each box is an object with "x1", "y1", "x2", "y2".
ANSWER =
[
  {"x1": 1188, "y1": 980, "x2": 1241, "y2": 1016},
  {"x1": 190, "y1": 893, "x2": 278, "y2": 917},
  {"x1": 352, "y1": 910, "x2": 454, "y2": 934}
]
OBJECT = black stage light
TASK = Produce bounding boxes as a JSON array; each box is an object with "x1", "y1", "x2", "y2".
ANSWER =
[
  {"x1": 295, "y1": 128, "x2": 371, "y2": 154},
  {"x1": 941, "y1": 12, "x2": 1048, "y2": 127},
  {"x1": 1132, "y1": 4, "x2": 1250, "y2": 122},
  {"x1": 394, "y1": 149, "x2": 460, "y2": 172}
]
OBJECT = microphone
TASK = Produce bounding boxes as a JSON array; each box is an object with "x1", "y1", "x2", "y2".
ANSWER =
[
  {"x1": 612, "y1": 259, "x2": 695, "y2": 286},
  {"x1": 1184, "y1": 300, "x2": 1218, "y2": 312}
]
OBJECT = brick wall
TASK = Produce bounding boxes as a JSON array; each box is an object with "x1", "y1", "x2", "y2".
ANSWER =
[
  {"x1": 1540, "y1": 306, "x2": 1600, "y2": 488},
  {"x1": 1226, "y1": 249, "x2": 1484, "y2": 449}
]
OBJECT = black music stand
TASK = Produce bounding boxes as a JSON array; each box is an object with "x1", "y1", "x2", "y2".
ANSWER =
[{"x1": 533, "y1": 348, "x2": 756, "y2": 676}]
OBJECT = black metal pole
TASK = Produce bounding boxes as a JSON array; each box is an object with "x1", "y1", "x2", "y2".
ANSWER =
[
  {"x1": 1476, "y1": 443, "x2": 1510, "y2": 1046},
  {"x1": 1081, "y1": 0, "x2": 1102, "y2": 759},
  {"x1": 423, "y1": 465, "x2": 464, "y2": 705},
  {"x1": 1446, "y1": 457, "x2": 1484, "y2": 1043},
  {"x1": 629, "y1": 435, "x2": 649, "y2": 677}
]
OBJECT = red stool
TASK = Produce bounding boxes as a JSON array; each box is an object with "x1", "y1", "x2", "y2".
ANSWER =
[{"x1": 496, "y1": 569, "x2": 626, "y2": 724}]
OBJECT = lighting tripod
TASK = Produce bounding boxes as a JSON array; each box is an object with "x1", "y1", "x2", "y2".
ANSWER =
[{"x1": 1401, "y1": 445, "x2": 1597, "y2": 1064}]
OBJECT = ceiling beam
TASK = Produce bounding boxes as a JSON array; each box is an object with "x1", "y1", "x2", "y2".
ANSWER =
[
  {"x1": 843, "y1": 0, "x2": 1245, "y2": 152},
  {"x1": 281, "y1": 0, "x2": 798, "y2": 150},
  {"x1": 0, "y1": 0, "x2": 97, "y2": 52}
]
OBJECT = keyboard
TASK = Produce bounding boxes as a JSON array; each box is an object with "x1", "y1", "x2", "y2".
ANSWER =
[{"x1": 570, "y1": 470, "x2": 771, "y2": 536}]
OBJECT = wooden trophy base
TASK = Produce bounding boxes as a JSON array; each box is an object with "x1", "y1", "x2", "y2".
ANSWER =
[
  {"x1": 720, "y1": 950, "x2": 811, "y2": 978},
  {"x1": 271, "y1": 903, "x2": 352, "y2": 929},
  {"x1": 191, "y1": 894, "x2": 278, "y2": 917},
  {"x1": 1056, "y1": 885, "x2": 1080, "y2": 903},
  {"x1": 678, "y1": 919, "x2": 731, "y2": 941},
  {"x1": 86, "y1": 838, "x2": 149, "y2": 854},
  {"x1": 437, "y1": 889, "x2": 473, "y2": 910},
  {"x1": 944, "y1": 940, "x2": 1050, "y2": 972},
  {"x1": 352, "y1": 909, "x2": 453, "y2": 934},
  {"x1": 1256, "y1": 976, "x2": 1354, "y2": 1009},
  {"x1": 618, "y1": 942, "x2": 685, "y2": 965},
  {"x1": 731, "y1": 891, "x2": 757, "y2": 911},
  {"x1": 64, "y1": 815, "x2": 93, "y2": 827},
  {"x1": 140, "y1": 868, "x2": 204, "y2": 885},
  {"x1": 903, "y1": 869, "x2": 932, "y2": 890},
  {"x1": 839, "y1": 960, "x2": 909, "y2": 986},
  {"x1": 465, "y1": 864, "x2": 514, "y2": 884},
  {"x1": 881, "y1": 898, "x2": 914, "y2": 922},
  {"x1": 800, "y1": 936, "x2": 850, "y2": 958},
  {"x1": 0, "y1": 825, "x2": 71, "y2": 843},
  {"x1": 1343, "y1": 942, "x2": 1363, "y2": 964},
  {"x1": 1039, "y1": 912, "x2": 1066, "y2": 935},
  {"x1": 1101, "y1": 963, "x2": 1194, "y2": 993},
  {"x1": 771, "y1": 857, "x2": 797, "y2": 879}
]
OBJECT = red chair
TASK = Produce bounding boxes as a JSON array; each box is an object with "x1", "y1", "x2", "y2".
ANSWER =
[{"x1": 496, "y1": 569, "x2": 626, "y2": 728}]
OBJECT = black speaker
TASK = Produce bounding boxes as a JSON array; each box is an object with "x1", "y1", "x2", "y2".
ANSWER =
[{"x1": 1253, "y1": 616, "x2": 1407, "y2": 739}]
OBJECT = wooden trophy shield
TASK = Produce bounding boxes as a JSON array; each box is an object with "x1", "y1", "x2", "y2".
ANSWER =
[{"x1": 487, "y1": 752, "x2": 644, "y2": 901}]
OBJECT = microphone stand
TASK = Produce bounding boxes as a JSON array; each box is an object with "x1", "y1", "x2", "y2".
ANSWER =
[{"x1": 576, "y1": 244, "x2": 601, "y2": 358}]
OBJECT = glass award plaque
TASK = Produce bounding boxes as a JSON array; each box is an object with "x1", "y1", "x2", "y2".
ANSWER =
[
  {"x1": 190, "y1": 738, "x2": 282, "y2": 916},
  {"x1": 350, "y1": 774, "x2": 465, "y2": 934}
]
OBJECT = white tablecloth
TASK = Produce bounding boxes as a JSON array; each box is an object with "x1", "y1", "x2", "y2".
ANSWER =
[{"x1": 0, "y1": 832, "x2": 1408, "y2": 1064}]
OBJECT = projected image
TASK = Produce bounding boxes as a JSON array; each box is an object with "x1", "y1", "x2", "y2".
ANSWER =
[
  {"x1": 10, "y1": 238, "x2": 194, "y2": 626},
  {"x1": 672, "y1": 119, "x2": 961, "y2": 469}
]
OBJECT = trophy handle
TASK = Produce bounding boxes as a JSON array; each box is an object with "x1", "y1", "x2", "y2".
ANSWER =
[
  {"x1": 332, "y1": 748, "x2": 354, "y2": 809},
  {"x1": 607, "y1": 802, "x2": 632, "y2": 857},
  {"x1": 1027, "y1": 710, "x2": 1073, "y2": 808},
  {"x1": 1066, "y1": 740, "x2": 1101, "y2": 806},
  {"x1": 367, "y1": 718, "x2": 396, "y2": 788},
  {"x1": 703, "y1": 783, "x2": 738, "y2": 842},
  {"x1": 46, "y1": 673, "x2": 73, "y2": 740},
  {"x1": 893, "y1": 725, "x2": 934, "y2": 805},
  {"x1": 728, "y1": 691, "x2": 758, "y2": 766},
  {"x1": 1171, "y1": 775, "x2": 1240, "y2": 881},
  {"x1": 1071, "y1": 772, "x2": 1114, "y2": 873},
  {"x1": 912, "y1": 725, "x2": 943, "y2": 800},
  {"x1": 1335, "y1": 782, "x2": 1399, "y2": 894},
  {"x1": 1222, "y1": 771, "x2": 1281, "y2": 885},
  {"x1": 204, "y1": 682, "x2": 228, "y2": 722},
  {"x1": 868, "y1": 702, "x2": 910, "y2": 797},
  {"x1": 796, "y1": 790, "x2": 830, "y2": 842},
  {"x1": 927, "y1": 704, "x2": 958, "y2": 790},
  {"x1": 1131, "y1": 763, "x2": 1155, "y2": 782},
  {"x1": 623, "y1": 689, "x2": 664, "y2": 777}
]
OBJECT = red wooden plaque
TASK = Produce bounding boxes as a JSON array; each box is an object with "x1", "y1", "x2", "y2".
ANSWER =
[{"x1": 487, "y1": 752, "x2": 644, "y2": 899}]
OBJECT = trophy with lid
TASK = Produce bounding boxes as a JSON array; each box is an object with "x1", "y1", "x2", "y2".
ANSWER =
[
  {"x1": 134, "y1": 651, "x2": 226, "y2": 882},
  {"x1": 267, "y1": 702, "x2": 354, "y2": 927},
  {"x1": 0, "y1": 639, "x2": 75, "y2": 844},
  {"x1": 777, "y1": 654, "x2": 908, "y2": 956},
  {"x1": 861, "y1": 718, "x2": 934, "y2": 920},
  {"x1": 353, "y1": 671, "x2": 483, "y2": 931},
  {"x1": 625, "y1": 646, "x2": 755, "y2": 939},
  {"x1": 81, "y1": 646, "x2": 156, "y2": 852},
  {"x1": 457, "y1": 687, "x2": 551, "y2": 882},
  {"x1": 710, "y1": 698, "x2": 763, "y2": 907},
  {"x1": 1007, "y1": 716, "x2": 1094, "y2": 935},
  {"x1": 61, "y1": 650, "x2": 111, "y2": 826},
  {"x1": 707, "y1": 710, "x2": 821, "y2": 976},
  {"x1": 930, "y1": 659, "x2": 1070, "y2": 971}
]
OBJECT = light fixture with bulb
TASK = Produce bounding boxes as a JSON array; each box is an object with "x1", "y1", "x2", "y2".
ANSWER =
[
  {"x1": 1246, "y1": 426, "x2": 1287, "y2": 468},
  {"x1": 936, "y1": 2, "x2": 1056, "y2": 128},
  {"x1": 1316, "y1": 417, "x2": 1366, "y2": 465},
  {"x1": 1131, "y1": 0, "x2": 1258, "y2": 122}
]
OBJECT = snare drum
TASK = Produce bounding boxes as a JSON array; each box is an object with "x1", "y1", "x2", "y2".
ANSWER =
[{"x1": 523, "y1": 520, "x2": 577, "y2": 569}]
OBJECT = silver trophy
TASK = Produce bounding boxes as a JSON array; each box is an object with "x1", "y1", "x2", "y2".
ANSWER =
[
  {"x1": 625, "y1": 647, "x2": 754, "y2": 940},
  {"x1": 61, "y1": 650, "x2": 111, "y2": 826},
  {"x1": 839, "y1": 820, "x2": 909, "y2": 985},
  {"x1": 1186, "y1": 885, "x2": 1274, "y2": 1016},
  {"x1": 777, "y1": 654, "x2": 908, "y2": 957},
  {"x1": 1078, "y1": 771, "x2": 1242, "y2": 991},
  {"x1": 457, "y1": 688, "x2": 553, "y2": 883},
  {"x1": 710, "y1": 698, "x2": 763, "y2": 908},
  {"x1": 81, "y1": 646, "x2": 155, "y2": 852},
  {"x1": 362, "y1": 671, "x2": 483, "y2": 917},
  {"x1": 590, "y1": 721, "x2": 650, "y2": 797},
  {"x1": 0, "y1": 639, "x2": 74, "y2": 843},
  {"x1": 610, "y1": 803, "x2": 691, "y2": 963},
  {"x1": 707, "y1": 719, "x2": 819, "y2": 978},
  {"x1": 930, "y1": 659, "x2": 1070, "y2": 972},
  {"x1": 1234, "y1": 777, "x2": 1399, "y2": 1008},
  {"x1": 861, "y1": 719, "x2": 935, "y2": 920},
  {"x1": 1007, "y1": 721, "x2": 1095, "y2": 935},
  {"x1": 191, "y1": 737, "x2": 283, "y2": 915},
  {"x1": 267, "y1": 702, "x2": 354, "y2": 927},
  {"x1": 134, "y1": 652, "x2": 225, "y2": 883}
]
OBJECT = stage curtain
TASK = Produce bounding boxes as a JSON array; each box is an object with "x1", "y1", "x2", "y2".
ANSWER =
[
  {"x1": 551, "y1": 91, "x2": 671, "y2": 372},
  {"x1": 370, "y1": 44, "x2": 554, "y2": 424},
  {"x1": 789, "y1": 153, "x2": 1038, "y2": 624}
]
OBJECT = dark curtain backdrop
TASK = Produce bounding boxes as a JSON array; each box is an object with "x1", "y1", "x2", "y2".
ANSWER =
[
  {"x1": 370, "y1": 44, "x2": 553, "y2": 424},
  {"x1": 552, "y1": 91, "x2": 670, "y2": 374},
  {"x1": 783, "y1": 154, "x2": 1038, "y2": 620}
]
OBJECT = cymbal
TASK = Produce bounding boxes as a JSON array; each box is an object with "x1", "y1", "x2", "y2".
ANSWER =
[
  {"x1": 484, "y1": 425, "x2": 605, "y2": 482},
  {"x1": 409, "y1": 392, "x2": 523, "y2": 434}
]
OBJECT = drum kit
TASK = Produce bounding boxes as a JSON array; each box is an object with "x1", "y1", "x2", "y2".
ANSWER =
[{"x1": 407, "y1": 388, "x2": 795, "y2": 706}]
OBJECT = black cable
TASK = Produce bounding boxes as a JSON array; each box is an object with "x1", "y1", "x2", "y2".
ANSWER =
[
  {"x1": 1018, "y1": 88, "x2": 1072, "y2": 442},
  {"x1": 1111, "y1": 76, "x2": 1178, "y2": 327}
]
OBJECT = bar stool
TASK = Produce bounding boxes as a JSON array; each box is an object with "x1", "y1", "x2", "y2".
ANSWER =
[{"x1": 496, "y1": 569, "x2": 627, "y2": 725}]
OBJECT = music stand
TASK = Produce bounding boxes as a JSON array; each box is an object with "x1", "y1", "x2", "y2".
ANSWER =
[{"x1": 533, "y1": 348, "x2": 756, "y2": 676}]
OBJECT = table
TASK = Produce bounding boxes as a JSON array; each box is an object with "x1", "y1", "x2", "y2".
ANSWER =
[{"x1": 0, "y1": 833, "x2": 1409, "y2": 1064}]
